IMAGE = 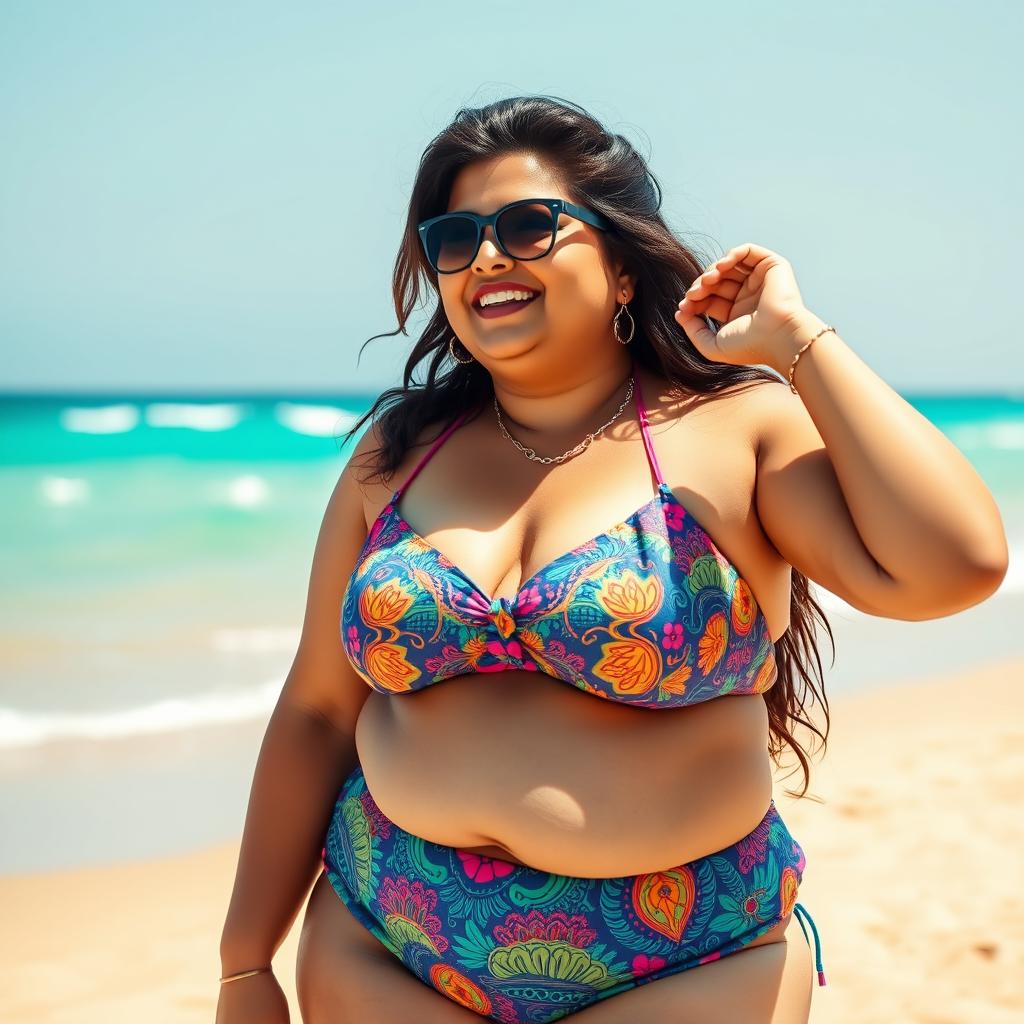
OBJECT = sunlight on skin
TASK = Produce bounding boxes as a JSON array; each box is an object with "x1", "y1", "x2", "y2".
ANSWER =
[{"x1": 519, "y1": 784, "x2": 587, "y2": 830}]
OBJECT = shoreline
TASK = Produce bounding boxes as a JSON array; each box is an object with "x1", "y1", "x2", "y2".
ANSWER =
[
  {"x1": 3, "y1": 654, "x2": 1022, "y2": 1022},
  {"x1": 6, "y1": 585, "x2": 1024, "y2": 878}
]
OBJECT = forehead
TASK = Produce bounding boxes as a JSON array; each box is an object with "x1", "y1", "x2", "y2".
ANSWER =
[{"x1": 446, "y1": 152, "x2": 567, "y2": 215}]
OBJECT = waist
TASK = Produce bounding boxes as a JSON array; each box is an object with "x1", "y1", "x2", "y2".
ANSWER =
[{"x1": 353, "y1": 676, "x2": 773, "y2": 876}]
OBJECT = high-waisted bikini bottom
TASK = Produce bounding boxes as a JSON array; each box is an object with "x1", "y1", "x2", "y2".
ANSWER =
[{"x1": 320, "y1": 762, "x2": 826, "y2": 1023}]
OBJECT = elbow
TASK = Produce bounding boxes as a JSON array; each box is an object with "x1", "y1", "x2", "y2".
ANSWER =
[
  {"x1": 960, "y1": 504, "x2": 1011, "y2": 592},
  {"x1": 961, "y1": 528, "x2": 1010, "y2": 595},
  {"x1": 942, "y1": 553, "x2": 1010, "y2": 611},
  {"x1": 962, "y1": 557, "x2": 1009, "y2": 600},
  {"x1": 882, "y1": 556, "x2": 1009, "y2": 620}
]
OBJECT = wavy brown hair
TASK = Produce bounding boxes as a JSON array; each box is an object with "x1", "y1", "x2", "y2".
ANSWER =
[{"x1": 339, "y1": 93, "x2": 833, "y2": 800}]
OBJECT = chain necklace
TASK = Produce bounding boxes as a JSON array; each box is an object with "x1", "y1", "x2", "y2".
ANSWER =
[{"x1": 492, "y1": 371, "x2": 635, "y2": 465}]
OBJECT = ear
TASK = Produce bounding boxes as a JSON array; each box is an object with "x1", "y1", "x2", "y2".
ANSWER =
[{"x1": 615, "y1": 266, "x2": 637, "y2": 304}]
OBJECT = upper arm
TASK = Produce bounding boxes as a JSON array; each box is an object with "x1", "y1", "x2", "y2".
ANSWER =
[
  {"x1": 752, "y1": 381, "x2": 899, "y2": 616},
  {"x1": 279, "y1": 424, "x2": 380, "y2": 733}
]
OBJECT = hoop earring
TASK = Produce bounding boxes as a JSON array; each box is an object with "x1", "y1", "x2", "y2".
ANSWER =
[
  {"x1": 448, "y1": 335, "x2": 474, "y2": 364},
  {"x1": 613, "y1": 296, "x2": 635, "y2": 345}
]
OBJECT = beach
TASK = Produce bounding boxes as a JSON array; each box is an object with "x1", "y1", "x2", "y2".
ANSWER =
[
  {"x1": 3, "y1": 392, "x2": 1022, "y2": 1022},
  {"x1": 3, "y1": 651, "x2": 1021, "y2": 1024}
]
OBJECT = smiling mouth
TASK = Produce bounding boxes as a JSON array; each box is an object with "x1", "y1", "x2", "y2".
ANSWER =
[{"x1": 473, "y1": 293, "x2": 541, "y2": 317}]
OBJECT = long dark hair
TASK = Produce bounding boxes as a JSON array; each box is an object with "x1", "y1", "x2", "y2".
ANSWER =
[{"x1": 339, "y1": 94, "x2": 833, "y2": 800}]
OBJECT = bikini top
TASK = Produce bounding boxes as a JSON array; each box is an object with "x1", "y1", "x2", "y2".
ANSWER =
[{"x1": 340, "y1": 364, "x2": 778, "y2": 708}]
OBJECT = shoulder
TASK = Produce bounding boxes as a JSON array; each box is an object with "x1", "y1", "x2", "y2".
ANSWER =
[
  {"x1": 729, "y1": 378, "x2": 824, "y2": 467},
  {"x1": 339, "y1": 417, "x2": 395, "y2": 530},
  {"x1": 341, "y1": 408, "x2": 467, "y2": 522},
  {"x1": 645, "y1": 370, "x2": 787, "y2": 445}
]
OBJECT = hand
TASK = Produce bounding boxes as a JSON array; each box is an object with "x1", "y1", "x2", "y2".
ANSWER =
[
  {"x1": 215, "y1": 967, "x2": 289, "y2": 1024},
  {"x1": 674, "y1": 243, "x2": 811, "y2": 368}
]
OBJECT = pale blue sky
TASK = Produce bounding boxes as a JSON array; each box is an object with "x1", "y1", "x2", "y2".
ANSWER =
[{"x1": 1, "y1": 0, "x2": 1020, "y2": 394}]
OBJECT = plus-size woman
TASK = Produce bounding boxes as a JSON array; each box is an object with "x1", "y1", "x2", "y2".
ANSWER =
[{"x1": 216, "y1": 96, "x2": 1008, "y2": 1024}]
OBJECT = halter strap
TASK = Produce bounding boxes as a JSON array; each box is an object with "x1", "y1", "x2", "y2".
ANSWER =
[
  {"x1": 393, "y1": 410, "x2": 470, "y2": 501},
  {"x1": 633, "y1": 362, "x2": 667, "y2": 488},
  {"x1": 395, "y1": 363, "x2": 664, "y2": 500}
]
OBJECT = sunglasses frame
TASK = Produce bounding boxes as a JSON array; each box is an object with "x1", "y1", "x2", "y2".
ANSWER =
[{"x1": 417, "y1": 197, "x2": 612, "y2": 274}]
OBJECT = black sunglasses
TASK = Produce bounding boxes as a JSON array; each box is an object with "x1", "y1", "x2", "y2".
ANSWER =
[{"x1": 417, "y1": 198, "x2": 612, "y2": 275}]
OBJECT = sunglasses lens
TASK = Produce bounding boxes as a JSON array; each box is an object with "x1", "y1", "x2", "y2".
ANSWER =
[
  {"x1": 497, "y1": 203, "x2": 557, "y2": 258},
  {"x1": 425, "y1": 204, "x2": 556, "y2": 272},
  {"x1": 424, "y1": 215, "x2": 477, "y2": 273}
]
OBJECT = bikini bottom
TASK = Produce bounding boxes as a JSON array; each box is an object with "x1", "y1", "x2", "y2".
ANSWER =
[{"x1": 321, "y1": 761, "x2": 826, "y2": 1024}]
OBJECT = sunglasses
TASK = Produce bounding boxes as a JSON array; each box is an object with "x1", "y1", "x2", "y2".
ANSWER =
[{"x1": 417, "y1": 198, "x2": 612, "y2": 275}]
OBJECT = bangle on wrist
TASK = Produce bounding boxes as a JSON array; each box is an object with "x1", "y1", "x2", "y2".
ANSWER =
[
  {"x1": 220, "y1": 965, "x2": 272, "y2": 984},
  {"x1": 787, "y1": 323, "x2": 837, "y2": 394}
]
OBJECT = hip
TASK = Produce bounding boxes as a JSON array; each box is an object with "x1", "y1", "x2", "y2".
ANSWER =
[{"x1": 319, "y1": 760, "x2": 823, "y2": 1023}]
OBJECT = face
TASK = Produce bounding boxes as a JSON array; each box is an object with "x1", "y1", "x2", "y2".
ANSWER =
[{"x1": 436, "y1": 152, "x2": 635, "y2": 373}]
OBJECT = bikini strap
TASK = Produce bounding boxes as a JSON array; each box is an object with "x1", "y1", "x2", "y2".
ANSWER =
[
  {"x1": 393, "y1": 410, "x2": 469, "y2": 501},
  {"x1": 633, "y1": 364, "x2": 667, "y2": 488},
  {"x1": 793, "y1": 902, "x2": 828, "y2": 987}
]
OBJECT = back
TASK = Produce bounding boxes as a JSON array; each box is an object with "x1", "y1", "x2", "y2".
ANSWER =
[{"x1": 278, "y1": 423, "x2": 381, "y2": 733}]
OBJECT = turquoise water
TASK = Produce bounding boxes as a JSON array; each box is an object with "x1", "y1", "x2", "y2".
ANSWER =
[{"x1": 1, "y1": 391, "x2": 1022, "y2": 751}]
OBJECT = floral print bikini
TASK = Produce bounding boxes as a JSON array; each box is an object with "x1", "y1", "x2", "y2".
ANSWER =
[{"x1": 322, "y1": 358, "x2": 826, "y2": 1021}]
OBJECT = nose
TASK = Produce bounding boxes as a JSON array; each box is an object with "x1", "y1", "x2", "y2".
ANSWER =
[{"x1": 475, "y1": 223, "x2": 508, "y2": 267}]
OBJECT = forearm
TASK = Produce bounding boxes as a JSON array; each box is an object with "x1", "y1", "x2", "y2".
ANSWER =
[
  {"x1": 769, "y1": 312, "x2": 1009, "y2": 588},
  {"x1": 219, "y1": 698, "x2": 359, "y2": 972}
]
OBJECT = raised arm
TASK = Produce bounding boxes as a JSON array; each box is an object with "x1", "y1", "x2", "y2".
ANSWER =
[
  {"x1": 677, "y1": 243, "x2": 1008, "y2": 618},
  {"x1": 752, "y1": 323, "x2": 1008, "y2": 618}
]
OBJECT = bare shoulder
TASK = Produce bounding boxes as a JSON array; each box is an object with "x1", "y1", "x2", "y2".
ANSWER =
[
  {"x1": 342, "y1": 417, "x2": 394, "y2": 529},
  {"x1": 737, "y1": 378, "x2": 904, "y2": 616},
  {"x1": 347, "y1": 408, "x2": 483, "y2": 527},
  {"x1": 729, "y1": 377, "x2": 826, "y2": 466},
  {"x1": 277, "y1": 418, "x2": 391, "y2": 730},
  {"x1": 644, "y1": 368, "x2": 786, "y2": 444}
]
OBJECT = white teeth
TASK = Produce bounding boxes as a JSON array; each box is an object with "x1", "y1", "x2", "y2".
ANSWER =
[{"x1": 478, "y1": 289, "x2": 536, "y2": 307}]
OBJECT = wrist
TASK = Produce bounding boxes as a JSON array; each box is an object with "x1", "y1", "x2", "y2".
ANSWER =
[
  {"x1": 767, "y1": 310, "x2": 831, "y2": 379},
  {"x1": 220, "y1": 938, "x2": 274, "y2": 975},
  {"x1": 220, "y1": 962, "x2": 274, "y2": 983}
]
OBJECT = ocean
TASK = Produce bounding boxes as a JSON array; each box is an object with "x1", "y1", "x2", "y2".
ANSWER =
[{"x1": 2, "y1": 390, "x2": 1022, "y2": 872}]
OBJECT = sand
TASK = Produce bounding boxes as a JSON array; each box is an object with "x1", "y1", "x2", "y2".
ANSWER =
[{"x1": 2, "y1": 655, "x2": 1022, "y2": 1024}]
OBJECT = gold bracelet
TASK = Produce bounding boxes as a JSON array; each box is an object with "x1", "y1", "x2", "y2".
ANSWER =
[
  {"x1": 787, "y1": 323, "x2": 837, "y2": 394},
  {"x1": 220, "y1": 966, "x2": 272, "y2": 984}
]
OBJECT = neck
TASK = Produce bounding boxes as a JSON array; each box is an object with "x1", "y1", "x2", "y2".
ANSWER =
[{"x1": 491, "y1": 355, "x2": 636, "y2": 438}]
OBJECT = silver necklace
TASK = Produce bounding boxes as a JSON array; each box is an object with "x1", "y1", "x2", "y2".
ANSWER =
[{"x1": 493, "y1": 372, "x2": 635, "y2": 465}]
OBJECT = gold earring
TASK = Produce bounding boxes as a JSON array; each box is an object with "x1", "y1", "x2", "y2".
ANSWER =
[
  {"x1": 448, "y1": 335, "x2": 474, "y2": 364},
  {"x1": 613, "y1": 292, "x2": 635, "y2": 345}
]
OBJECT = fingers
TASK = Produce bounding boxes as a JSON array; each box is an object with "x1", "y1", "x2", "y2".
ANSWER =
[
  {"x1": 675, "y1": 311, "x2": 720, "y2": 353},
  {"x1": 720, "y1": 242, "x2": 782, "y2": 269},
  {"x1": 679, "y1": 242, "x2": 781, "y2": 311},
  {"x1": 678, "y1": 276, "x2": 742, "y2": 316},
  {"x1": 686, "y1": 272, "x2": 743, "y2": 299},
  {"x1": 675, "y1": 292, "x2": 732, "y2": 326},
  {"x1": 710, "y1": 243, "x2": 785, "y2": 283}
]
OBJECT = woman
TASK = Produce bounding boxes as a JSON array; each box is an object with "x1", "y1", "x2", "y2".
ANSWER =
[{"x1": 216, "y1": 96, "x2": 1008, "y2": 1023}]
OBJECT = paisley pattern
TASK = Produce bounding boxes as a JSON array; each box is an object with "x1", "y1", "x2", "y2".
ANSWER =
[
  {"x1": 339, "y1": 365, "x2": 779, "y2": 709},
  {"x1": 322, "y1": 763, "x2": 826, "y2": 1022}
]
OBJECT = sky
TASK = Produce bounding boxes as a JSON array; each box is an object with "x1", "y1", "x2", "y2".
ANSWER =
[{"x1": 1, "y1": 0, "x2": 1020, "y2": 395}]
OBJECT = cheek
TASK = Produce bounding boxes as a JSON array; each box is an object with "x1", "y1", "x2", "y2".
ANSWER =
[
  {"x1": 547, "y1": 251, "x2": 611, "y2": 310},
  {"x1": 543, "y1": 286, "x2": 609, "y2": 326},
  {"x1": 440, "y1": 290, "x2": 469, "y2": 325}
]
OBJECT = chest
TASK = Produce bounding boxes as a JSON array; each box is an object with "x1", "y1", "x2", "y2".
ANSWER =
[{"x1": 359, "y1": 403, "x2": 788, "y2": 643}]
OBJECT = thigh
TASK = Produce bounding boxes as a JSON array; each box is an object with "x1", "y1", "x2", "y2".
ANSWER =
[
  {"x1": 296, "y1": 871, "x2": 483, "y2": 1024},
  {"x1": 571, "y1": 910, "x2": 814, "y2": 1024}
]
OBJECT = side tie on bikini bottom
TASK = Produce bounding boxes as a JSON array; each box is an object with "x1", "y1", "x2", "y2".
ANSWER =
[{"x1": 793, "y1": 902, "x2": 827, "y2": 987}]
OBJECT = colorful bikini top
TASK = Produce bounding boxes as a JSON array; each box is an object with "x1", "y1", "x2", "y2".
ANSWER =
[{"x1": 340, "y1": 364, "x2": 778, "y2": 708}]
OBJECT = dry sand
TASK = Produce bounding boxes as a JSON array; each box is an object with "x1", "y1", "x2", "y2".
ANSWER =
[{"x1": 2, "y1": 655, "x2": 1021, "y2": 1023}]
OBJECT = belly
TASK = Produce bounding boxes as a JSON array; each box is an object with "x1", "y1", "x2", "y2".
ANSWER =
[{"x1": 353, "y1": 669, "x2": 774, "y2": 877}]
